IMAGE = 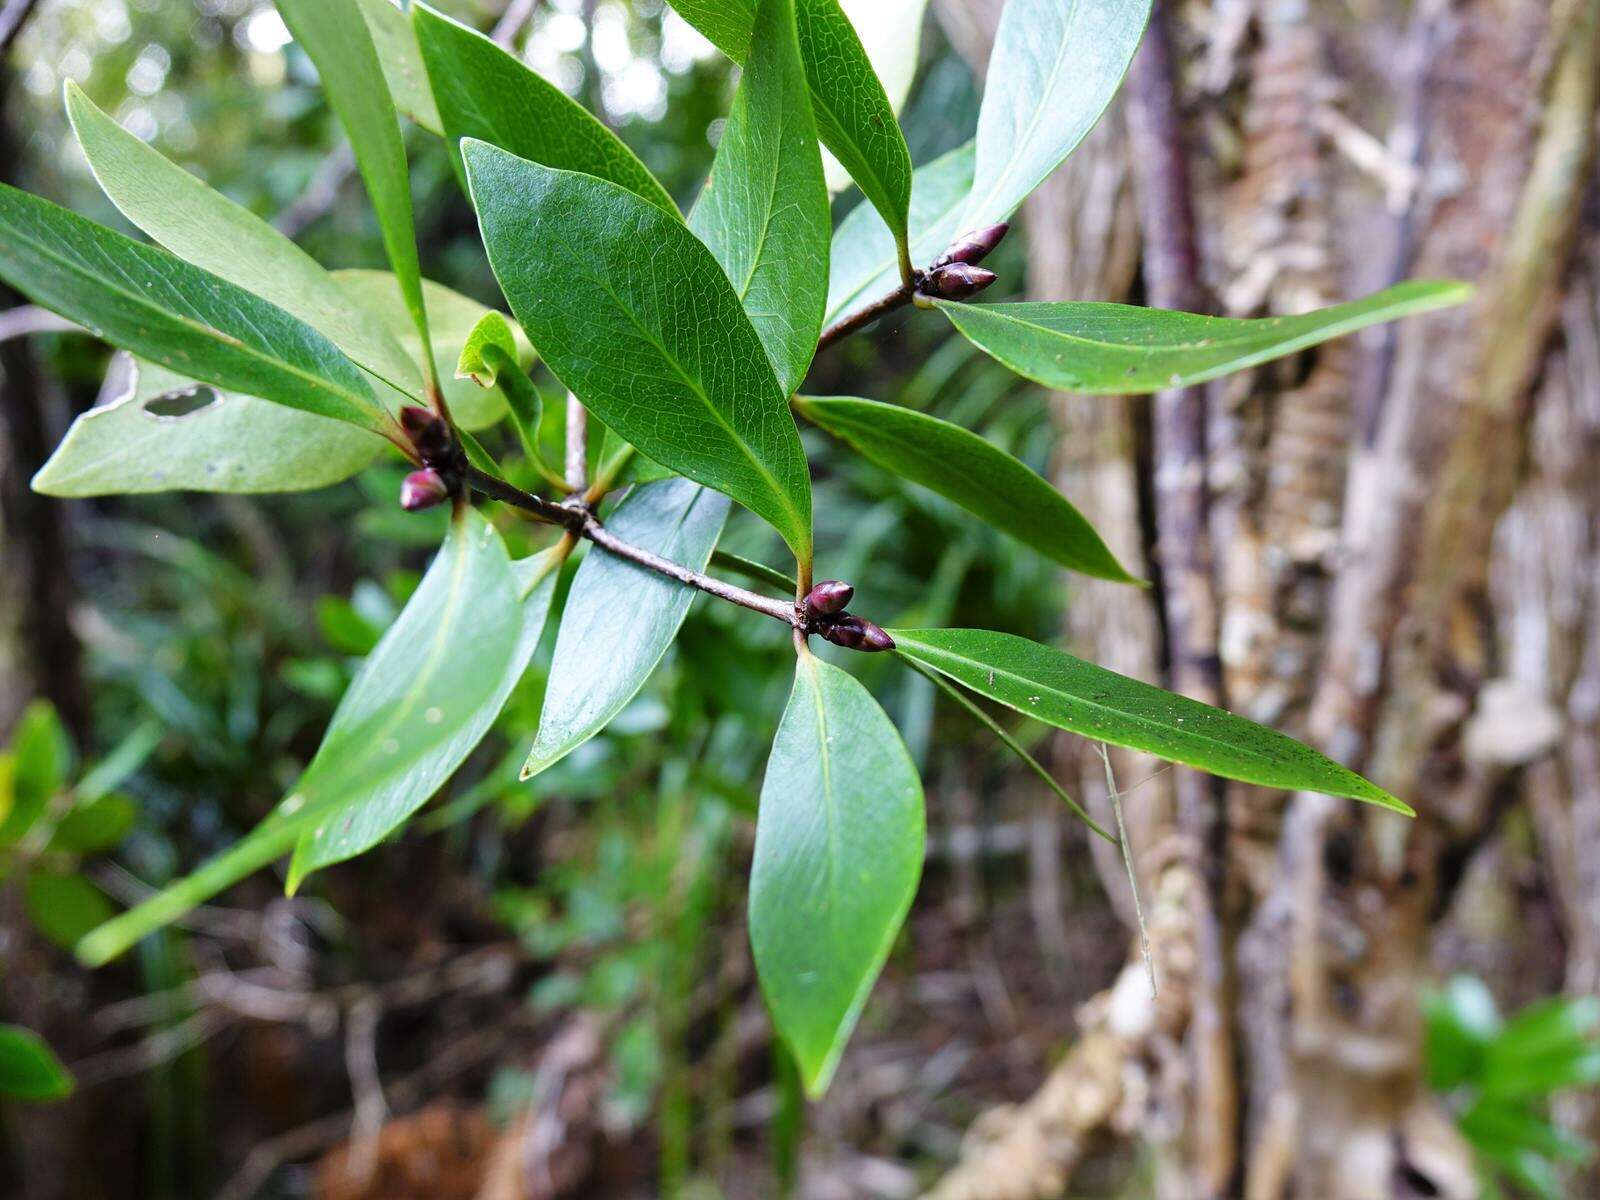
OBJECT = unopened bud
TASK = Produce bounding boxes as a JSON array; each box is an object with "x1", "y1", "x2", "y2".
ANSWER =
[
  {"x1": 400, "y1": 468, "x2": 450, "y2": 511},
  {"x1": 924, "y1": 262, "x2": 997, "y2": 301},
  {"x1": 400, "y1": 405, "x2": 453, "y2": 465},
  {"x1": 804, "y1": 579, "x2": 854, "y2": 618},
  {"x1": 818, "y1": 615, "x2": 895, "y2": 653},
  {"x1": 939, "y1": 222, "x2": 1010, "y2": 267}
]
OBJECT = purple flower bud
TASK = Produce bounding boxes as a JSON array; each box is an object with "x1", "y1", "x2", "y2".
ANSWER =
[
  {"x1": 400, "y1": 468, "x2": 451, "y2": 511},
  {"x1": 804, "y1": 579, "x2": 854, "y2": 618},
  {"x1": 925, "y1": 262, "x2": 998, "y2": 301},
  {"x1": 400, "y1": 405, "x2": 453, "y2": 465},
  {"x1": 855, "y1": 620, "x2": 895, "y2": 653},
  {"x1": 939, "y1": 222, "x2": 1010, "y2": 267},
  {"x1": 817, "y1": 615, "x2": 894, "y2": 653},
  {"x1": 819, "y1": 616, "x2": 867, "y2": 650}
]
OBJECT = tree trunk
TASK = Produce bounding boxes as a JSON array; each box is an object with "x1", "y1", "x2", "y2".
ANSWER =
[{"x1": 929, "y1": 0, "x2": 1600, "y2": 1196}]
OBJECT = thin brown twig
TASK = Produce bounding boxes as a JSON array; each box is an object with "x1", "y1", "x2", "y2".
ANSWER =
[
  {"x1": 815, "y1": 280, "x2": 917, "y2": 353},
  {"x1": 462, "y1": 465, "x2": 802, "y2": 627}
]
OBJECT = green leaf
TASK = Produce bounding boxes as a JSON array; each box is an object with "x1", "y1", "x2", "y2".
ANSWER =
[
  {"x1": 889, "y1": 628, "x2": 1413, "y2": 813},
  {"x1": 0, "y1": 1026, "x2": 73, "y2": 1103},
  {"x1": 278, "y1": 0, "x2": 436, "y2": 394},
  {"x1": 288, "y1": 516, "x2": 561, "y2": 884},
  {"x1": 821, "y1": 0, "x2": 929, "y2": 192},
  {"x1": 49, "y1": 794, "x2": 138, "y2": 855},
  {"x1": 0, "y1": 186, "x2": 391, "y2": 433},
  {"x1": 25, "y1": 872, "x2": 117, "y2": 951},
  {"x1": 0, "y1": 701, "x2": 72, "y2": 845},
  {"x1": 1459, "y1": 1099, "x2": 1594, "y2": 1166},
  {"x1": 465, "y1": 145, "x2": 813, "y2": 565},
  {"x1": 750, "y1": 652, "x2": 924, "y2": 1096},
  {"x1": 670, "y1": 0, "x2": 913, "y2": 265},
  {"x1": 33, "y1": 357, "x2": 383, "y2": 497},
  {"x1": 961, "y1": 0, "x2": 1152, "y2": 227},
  {"x1": 354, "y1": 0, "x2": 441, "y2": 132},
  {"x1": 331, "y1": 270, "x2": 524, "y2": 430},
  {"x1": 825, "y1": 140, "x2": 972, "y2": 327},
  {"x1": 523, "y1": 479, "x2": 729, "y2": 780},
  {"x1": 796, "y1": 394, "x2": 1136, "y2": 582},
  {"x1": 456, "y1": 311, "x2": 519, "y2": 388},
  {"x1": 689, "y1": 0, "x2": 829, "y2": 396},
  {"x1": 66, "y1": 83, "x2": 420, "y2": 397},
  {"x1": 76, "y1": 531, "x2": 564, "y2": 965},
  {"x1": 938, "y1": 281, "x2": 1474, "y2": 394},
  {"x1": 412, "y1": 2, "x2": 676, "y2": 216},
  {"x1": 1425, "y1": 975, "x2": 1501, "y2": 1091}
]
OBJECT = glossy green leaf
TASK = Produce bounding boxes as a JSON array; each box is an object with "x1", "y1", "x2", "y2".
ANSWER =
[
  {"x1": 962, "y1": 0, "x2": 1152, "y2": 228},
  {"x1": 750, "y1": 652, "x2": 924, "y2": 1096},
  {"x1": 821, "y1": 0, "x2": 929, "y2": 192},
  {"x1": 77, "y1": 532, "x2": 564, "y2": 965},
  {"x1": 690, "y1": 0, "x2": 829, "y2": 395},
  {"x1": 670, "y1": 0, "x2": 912, "y2": 260},
  {"x1": 456, "y1": 311, "x2": 519, "y2": 388},
  {"x1": 0, "y1": 1026, "x2": 73, "y2": 1103},
  {"x1": 466, "y1": 145, "x2": 813, "y2": 564},
  {"x1": 50, "y1": 794, "x2": 138, "y2": 855},
  {"x1": 278, "y1": 0, "x2": 436, "y2": 393},
  {"x1": 34, "y1": 357, "x2": 383, "y2": 497},
  {"x1": 66, "y1": 82, "x2": 420, "y2": 397},
  {"x1": 797, "y1": 395, "x2": 1136, "y2": 582},
  {"x1": 332, "y1": 270, "x2": 523, "y2": 430},
  {"x1": 0, "y1": 701, "x2": 72, "y2": 845},
  {"x1": 825, "y1": 140, "x2": 972, "y2": 328},
  {"x1": 0, "y1": 186, "x2": 391, "y2": 433},
  {"x1": 288, "y1": 517, "x2": 560, "y2": 883},
  {"x1": 889, "y1": 628, "x2": 1413, "y2": 814},
  {"x1": 354, "y1": 0, "x2": 441, "y2": 132},
  {"x1": 1459, "y1": 1099, "x2": 1594, "y2": 1165},
  {"x1": 523, "y1": 479, "x2": 729, "y2": 779},
  {"x1": 25, "y1": 872, "x2": 117, "y2": 951},
  {"x1": 412, "y1": 2, "x2": 676, "y2": 216},
  {"x1": 938, "y1": 281, "x2": 1473, "y2": 395}
]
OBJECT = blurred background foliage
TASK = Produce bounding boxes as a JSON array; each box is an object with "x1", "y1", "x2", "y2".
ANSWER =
[{"x1": 2, "y1": 1, "x2": 1594, "y2": 1198}]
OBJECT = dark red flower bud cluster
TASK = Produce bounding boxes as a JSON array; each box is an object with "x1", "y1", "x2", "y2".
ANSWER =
[
  {"x1": 802, "y1": 580, "x2": 894, "y2": 653},
  {"x1": 398, "y1": 406, "x2": 465, "y2": 512},
  {"x1": 917, "y1": 222, "x2": 1009, "y2": 302}
]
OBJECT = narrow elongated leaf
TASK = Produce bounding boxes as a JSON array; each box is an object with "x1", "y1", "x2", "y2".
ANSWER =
[
  {"x1": 354, "y1": 0, "x2": 441, "y2": 132},
  {"x1": 962, "y1": 0, "x2": 1152, "y2": 228},
  {"x1": 331, "y1": 270, "x2": 526, "y2": 430},
  {"x1": 938, "y1": 281, "x2": 1474, "y2": 394},
  {"x1": 76, "y1": 530, "x2": 564, "y2": 965},
  {"x1": 0, "y1": 185, "x2": 390, "y2": 433},
  {"x1": 67, "y1": 83, "x2": 420, "y2": 397},
  {"x1": 826, "y1": 140, "x2": 972, "y2": 328},
  {"x1": 750, "y1": 653, "x2": 923, "y2": 1095},
  {"x1": 289, "y1": 517, "x2": 559, "y2": 882},
  {"x1": 890, "y1": 628, "x2": 1413, "y2": 813},
  {"x1": 822, "y1": 0, "x2": 929, "y2": 192},
  {"x1": 465, "y1": 145, "x2": 813, "y2": 564},
  {"x1": 797, "y1": 395, "x2": 1136, "y2": 582},
  {"x1": 670, "y1": 0, "x2": 912, "y2": 258},
  {"x1": 34, "y1": 357, "x2": 382, "y2": 497},
  {"x1": 413, "y1": 2, "x2": 676, "y2": 215},
  {"x1": 0, "y1": 1026, "x2": 73, "y2": 1102},
  {"x1": 690, "y1": 0, "x2": 829, "y2": 395},
  {"x1": 523, "y1": 479, "x2": 729, "y2": 779},
  {"x1": 278, "y1": 0, "x2": 435, "y2": 391}
]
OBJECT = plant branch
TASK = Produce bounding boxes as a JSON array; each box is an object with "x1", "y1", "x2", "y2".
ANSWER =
[
  {"x1": 564, "y1": 392, "x2": 587, "y2": 492},
  {"x1": 462, "y1": 465, "x2": 802, "y2": 628},
  {"x1": 815, "y1": 280, "x2": 916, "y2": 353}
]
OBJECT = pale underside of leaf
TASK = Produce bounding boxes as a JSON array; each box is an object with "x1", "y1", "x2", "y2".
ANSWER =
[{"x1": 523, "y1": 478, "x2": 729, "y2": 779}]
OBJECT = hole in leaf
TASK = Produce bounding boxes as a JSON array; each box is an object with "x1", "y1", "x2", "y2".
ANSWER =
[{"x1": 143, "y1": 386, "x2": 222, "y2": 420}]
